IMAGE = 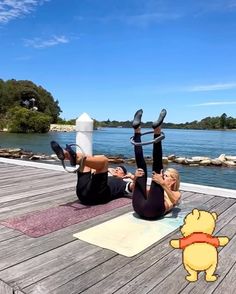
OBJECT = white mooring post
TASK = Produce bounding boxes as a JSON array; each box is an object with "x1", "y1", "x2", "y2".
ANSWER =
[{"x1": 76, "y1": 113, "x2": 94, "y2": 155}]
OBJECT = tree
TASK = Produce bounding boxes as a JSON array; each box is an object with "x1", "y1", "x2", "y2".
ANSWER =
[
  {"x1": 220, "y1": 113, "x2": 227, "y2": 129},
  {"x1": 7, "y1": 106, "x2": 51, "y2": 133},
  {"x1": 0, "y1": 79, "x2": 62, "y2": 132}
]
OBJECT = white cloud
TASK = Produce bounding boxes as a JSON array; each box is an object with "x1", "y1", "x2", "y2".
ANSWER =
[
  {"x1": 76, "y1": 12, "x2": 181, "y2": 27},
  {"x1": 24, "y1": 35, "x2": 69, "y2": 48},
  {"x1": 124, "y1": 12, "x2": 181, "y2": 26},
  {"x1": 191, "y1": 101, "x2": 236, "y2": 107},
  {"x1": 0, "y1": 0, "x2": 49, "y2": 24},
  {"x1": 186, "y1": 82, "x2": 236, "y2": 92}
]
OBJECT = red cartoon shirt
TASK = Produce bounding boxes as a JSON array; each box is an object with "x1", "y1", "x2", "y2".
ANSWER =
[{"x1": 179, "y1": 232, "x2": 220, "y2": 249}]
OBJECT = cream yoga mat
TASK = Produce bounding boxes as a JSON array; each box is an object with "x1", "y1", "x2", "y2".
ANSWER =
[{"x1": 73, "y1": 211, "x2": 183, "y2": 257}]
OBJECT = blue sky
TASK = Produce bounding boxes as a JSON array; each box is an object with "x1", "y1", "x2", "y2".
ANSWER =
[{"x1": 1, "y1": 0, "x2": 236, "y2": 123}]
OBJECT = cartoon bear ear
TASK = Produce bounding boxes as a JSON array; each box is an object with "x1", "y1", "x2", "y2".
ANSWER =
[
  {"x1": 192, "y1": 209, "x2": 200, "y2": 218},
  {"x1": 212, "y1": 212, "x2": 218, "y2": 220}
]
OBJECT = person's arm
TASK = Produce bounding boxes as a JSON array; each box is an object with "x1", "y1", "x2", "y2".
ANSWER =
[
  {"x1": 123, "y1": 172, "x2": 135, "y2": 192},
  {"x1": 125, "y1": 169, "x2": 144, "y2": 192},
  {"x1": 152, "y1": 172, "x2": 180, "y2": 205},
  {"x1": 108, "y1": 168, "x2": 116, "y2": 176},
  {"x1": 162, "y1": 183, "x2": 180, "y2": 205}
]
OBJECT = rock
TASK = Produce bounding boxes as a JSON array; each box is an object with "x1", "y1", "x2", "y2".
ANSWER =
[
  {"x1": 0, "y1": 152, "x2": 13, "y2": 158},
  {"x1": 174, "y1": 157, "x2": 187, "y2": 164},
  {"x1": 29, "y1": 155, "x2": 41, "y2": 160},
  {"x1": 186, "y1": 158, "x2": 196, "y2": 164},
  {"x1": 199, "y1": 159, "x2": 211, "y2": 166},
  {"x1": 192, "y1": 156, "x2": 210, "y2": 162},
  {"x1": 168, "y1": 154, "x2": 176, "y2": 160},
  {"x1": 108, "y1": 158, "x2": 125, "y2": 164},
  {"x1": 21, "y1": 155, "x2": 31, "y2": 159},
  {"x1": 218, "y1": 154, "x2": 226, "y2": 162},
  {"x1": 162, "y1": 157, "x2": 169, "y2": 164},
  {"x1": 226, "y1": 156, "x2": 236, "y2": 162},
  {"x1": 50, "y1": 154, "x2": 59, "y2": 160},
  {"x1": 8, "y1": 148, "x2": 22, "y2": 153},
  {"x1": 211, "y1": 159, "x2": 222, "y2": 166},
  {"x1": 224, "y1": 161, "x2": 236, "y2": 167}
]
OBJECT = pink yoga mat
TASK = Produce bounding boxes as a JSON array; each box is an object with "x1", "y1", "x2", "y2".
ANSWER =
[{"x1": 1, "y1": 198, "x2": 131, "y2": 237}]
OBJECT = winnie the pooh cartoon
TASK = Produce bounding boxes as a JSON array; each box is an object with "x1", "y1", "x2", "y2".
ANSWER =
[{"x1": 170, "y1": 209, "x2": 229, "y2": 282}]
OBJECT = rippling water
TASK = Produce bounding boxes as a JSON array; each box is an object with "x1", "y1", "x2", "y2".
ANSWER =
[{"x1": 0, "y1": 128, "x2": 235, "y2": 190}]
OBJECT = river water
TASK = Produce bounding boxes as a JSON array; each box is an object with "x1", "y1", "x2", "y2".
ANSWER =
[{"x1": 0, "y1": 128, "x2": 235, "y2": 190}]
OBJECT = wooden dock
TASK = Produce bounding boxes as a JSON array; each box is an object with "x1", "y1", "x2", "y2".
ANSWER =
[{"x1": 0, "y1": 159, "x2": 236, "y2": 294}]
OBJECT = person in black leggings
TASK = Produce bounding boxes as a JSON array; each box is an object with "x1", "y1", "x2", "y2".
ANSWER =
[
  {"x1": 131, "y1": 109, "x2": 181, "y2": 219},
  {"x1": 50, "y1": 141, "x2": 135, "y2": 205}
]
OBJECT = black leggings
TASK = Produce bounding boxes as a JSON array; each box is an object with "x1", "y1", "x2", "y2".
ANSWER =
[
  {"x1": 132, "y1": 133, "x2": 165, "y2": 219},
  {"x1": 76, "y1": 171, "x2": 111, "y2": 205}
]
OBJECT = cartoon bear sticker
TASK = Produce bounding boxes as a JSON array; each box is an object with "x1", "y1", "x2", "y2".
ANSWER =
[{"x1": 170, "y1": 209, "x2": 229, "y2": 282}]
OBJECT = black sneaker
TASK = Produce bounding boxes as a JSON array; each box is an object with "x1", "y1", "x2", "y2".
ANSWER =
[
  {"x1": 152, "y1": 109, "x2": 167, "y2": 129},
  {"x1": 50, "y1": 141, "x2": 65, "y2": 161},
  {"x1": 65, "y1": 144, "x2": 77, "y2": 167},
  {"x1": 132, "y1": 109, "x2": 143, "y2": 129}
]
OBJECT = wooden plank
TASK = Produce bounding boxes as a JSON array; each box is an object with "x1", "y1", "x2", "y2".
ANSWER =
[
  {"x1": 213, "y1": 260, "x2": 236, "y2": 294},
  {"x1": 0, "y1": 180, "x2": 76, "y2": 203},
  {"x1": 0, "y1": 280, "x2": 13, "y2": 294},
  {"x1": 0, "y1": 170, "x2": 65, "y2": 187},
  {"x1": 0, "y1": 195, "x2": 74, "y2": 220},
  {"x1": 0, "y1": 204, "x2": 133, "y2": 271},
  {"x1": 0, "y1": 174, "x2": 76, "y2": 197},
  {"x1": 0, "y1": 166, "x2": 58, "y2": 181},
  {"x1": 0, "y1": 240, "x2": 104, "y2": 289},
  {"x1": 0, "y1": 186, "x2": 75, "y2": 211},
  {"x1": 0, "y1": 190, "x2": 76, "y2": 220},
  {"x1": 0, "y1": 226, "x2": 22, "y2": 242},
  {"x1": 24, "y1": 250, "x2": 117, "y2": 293}
]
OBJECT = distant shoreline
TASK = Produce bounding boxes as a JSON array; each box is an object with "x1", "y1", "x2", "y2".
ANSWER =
[
  {"x1": 1, "y1": 124, "x2": 236, "y2": 133},
  {"x1": 48, "y1": 124, "x2": 236, "y2": 133}
]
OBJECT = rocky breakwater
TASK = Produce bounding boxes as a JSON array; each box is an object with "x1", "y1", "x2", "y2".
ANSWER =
[
  {"x1": 126, "y1": 154, "x2": 236, "y2": 167},
  {"x1": 0, "y1": 148, "x2": 52, "y2": 161},
  {"x1": 0, "y1": 148, "x2": 235, "y2": 168},
  {"x1": 164, "y1": 154, "x2": 236, "y2": 167},
  {"x1": 0, "y1": 148, "x2": 128, "y2": 163}
]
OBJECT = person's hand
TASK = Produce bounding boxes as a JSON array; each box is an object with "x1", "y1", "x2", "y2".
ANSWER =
[
  {"x1": 134, "y1": 168, "x2": 145, "y2": 178},
  {"x1": 152, "y1": 171, "x2": 165, "y2": 186},
  {"x1": 123, "y1": 172, "x2": 134, "y2": 180}
]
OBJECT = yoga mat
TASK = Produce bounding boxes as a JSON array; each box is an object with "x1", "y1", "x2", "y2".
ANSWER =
[
  {"x1": 0, "y1": 198, "x2": 131, "y2": 237},
  {"x1": 73, "y1": 211, "x2": 184, "y2": 257}
]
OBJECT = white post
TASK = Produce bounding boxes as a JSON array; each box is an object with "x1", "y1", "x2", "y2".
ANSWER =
[{"x1": 76, "y1": 113, "x2": 94, "y2": 155}]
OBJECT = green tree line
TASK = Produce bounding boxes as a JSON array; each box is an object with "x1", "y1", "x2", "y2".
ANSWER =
[
  {"x1": 1, "y1": 79, "x2": 235, "y2": 132},
  {"x1": 59, "y1": 113, "x2": 236, "y2": 130},
  {"x1": 93, "y1": 113, "x2": 236, "y2": 129},
  {"x1": 0, "y1": 79, "x2": 61, "y2": 133}
]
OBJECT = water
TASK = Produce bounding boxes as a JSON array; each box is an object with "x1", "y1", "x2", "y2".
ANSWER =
[{"x1": 0, "y1": 128, "x2": 235, "y2": 190}]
